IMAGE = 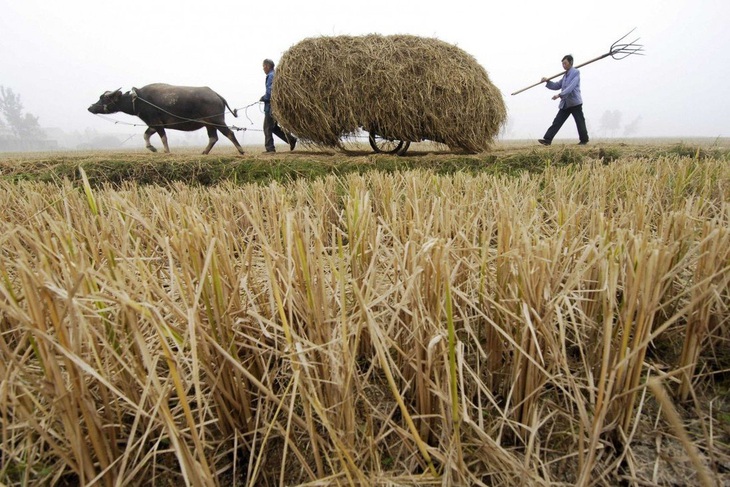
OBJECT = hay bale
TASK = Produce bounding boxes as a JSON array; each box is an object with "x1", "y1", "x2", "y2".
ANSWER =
[{"x1": 272, "y1": 34, "x2": 507, "y2": 153}]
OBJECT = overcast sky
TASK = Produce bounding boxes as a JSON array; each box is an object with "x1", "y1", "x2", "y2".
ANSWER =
[{"x1": 1, "y1": 0, "x2": 728, "y2": 148}]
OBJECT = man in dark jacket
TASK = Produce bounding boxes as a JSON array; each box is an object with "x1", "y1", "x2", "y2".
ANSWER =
[
  {"x1": 538, "y1": 55, "x2": 589, "y2": 146},
  {"x1": 261, "y1": 59, "x2": 297, "y2": 152}
]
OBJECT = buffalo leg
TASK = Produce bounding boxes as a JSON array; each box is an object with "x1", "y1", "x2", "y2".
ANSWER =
[
  {"x1": 202, "y1": 126, "x2": 219, "y2": 154},
  {"x1": 157, "y1": 127, "x2": 170, "y2": 153},
  {"x1": 143, "y1": 127, "x2": 158, "y2": 152},
  {"x1": 218, "y1": 126, "x2": 245, "y2": 154}
]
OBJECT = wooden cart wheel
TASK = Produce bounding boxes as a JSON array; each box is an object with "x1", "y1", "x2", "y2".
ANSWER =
[{"x1": 368, "y1": 132, "x2": 410, "y2": 155}]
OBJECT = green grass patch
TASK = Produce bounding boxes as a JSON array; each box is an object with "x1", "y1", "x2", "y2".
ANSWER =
[{"x1": 1, "y1": 142, "x2": 728, "y2": 188}]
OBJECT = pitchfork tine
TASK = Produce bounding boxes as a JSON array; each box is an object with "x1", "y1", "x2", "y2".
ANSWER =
[
  {"x1": 611, "y1": 38, "x2": 644, "y2": 59},
  {"x1": 613, "y1": 28, "x2": 638, "y2": 47},
  {"x1": 610, "y1": 29, "x2": 644, "y2": 60}
]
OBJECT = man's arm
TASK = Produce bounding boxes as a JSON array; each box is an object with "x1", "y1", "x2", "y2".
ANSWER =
[
  {"x1": 261, "y1": 73, "x2": 273, "y2": 102},
  {"x1": 559, "y1": 70, "x2": 580, "y2": 97},
  {"x1": 543, "y1": 77, "x2": 563, "y2": 91}
]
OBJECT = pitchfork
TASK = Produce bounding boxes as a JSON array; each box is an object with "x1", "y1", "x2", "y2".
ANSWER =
[{"x1": 511, "y1": 28, "x2": 644, "y2": 96}]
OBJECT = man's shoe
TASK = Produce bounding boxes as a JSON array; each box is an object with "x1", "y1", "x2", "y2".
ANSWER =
[
  {"x1": 578, "y1": 141, "x2": 588, "y2": 145},
  {"x1": 290, "y1": 138, "x2": 297, "y2": 151},
  {"x1": 538, "y1": 139, "x2": 551, "y2": 146},
  {"x1": 263, "y1": 149, "x2": 275, "y2": 154}
]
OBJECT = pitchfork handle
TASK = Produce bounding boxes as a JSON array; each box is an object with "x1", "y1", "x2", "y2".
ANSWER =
[
  {"x1": 510, "y1": 51, "x2": 613, "y2": 96},
  {"x1": 510, "y1": 75, "x2": 562, "y2": 96}
]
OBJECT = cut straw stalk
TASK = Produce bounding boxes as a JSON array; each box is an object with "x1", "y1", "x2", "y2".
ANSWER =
[
  {"x1": 647, "y1": 378, "x2": 715, "y2": 487},
  {"x1": 609, "y1": 235, "x2": 679, "y2": 433},
  {"x1": 678, "y1": 223, "x2": 730, "y2": 400},
  {"x1": 352, "y1": 281, "x2": 439, "y2": 478}
]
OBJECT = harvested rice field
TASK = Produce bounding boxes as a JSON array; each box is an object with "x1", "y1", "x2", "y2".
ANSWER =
[{"x1": 0, "y1": 140, "x2": 728, "y2": 486}]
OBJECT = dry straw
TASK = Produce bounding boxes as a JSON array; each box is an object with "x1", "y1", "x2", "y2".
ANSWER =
[
  {"x1": 272, "y1": 34, "x2": 507, "y2": 153},
  {"x1": 1, "y1": 153, "x2": 728, "y2": 486}
]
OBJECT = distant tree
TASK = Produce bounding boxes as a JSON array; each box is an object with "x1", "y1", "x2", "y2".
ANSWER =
[
  {"x1": 0, "y1": 86, "x2": 44, "y2": 139},
  {"x1": 623, "y1": 116, "x2": 642, "y2": 137},
  {"x1": 599, "y1": 110, "x2": 622, "y2": 138}
]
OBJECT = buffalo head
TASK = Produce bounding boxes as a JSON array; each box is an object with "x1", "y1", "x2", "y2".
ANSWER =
[{"x1": 88, "y1": 89, "x2": 124, "y2": 114}]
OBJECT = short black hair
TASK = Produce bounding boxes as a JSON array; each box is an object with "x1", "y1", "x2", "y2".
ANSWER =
[
  {"x1": 562, "y1": 54, "x2": 574, "y2": 65},
  {"x1": 263, "y1": 59, "x2": 275, "y2": 69}
]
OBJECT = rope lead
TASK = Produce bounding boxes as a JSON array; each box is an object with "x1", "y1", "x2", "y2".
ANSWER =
[{"x1": 93, "y1": 96, "x2": 262, "y2": 131}]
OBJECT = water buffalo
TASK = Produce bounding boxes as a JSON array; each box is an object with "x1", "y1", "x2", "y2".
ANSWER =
[{"x1": 88, "y1": 83, "x2": 244, "y2": 154}]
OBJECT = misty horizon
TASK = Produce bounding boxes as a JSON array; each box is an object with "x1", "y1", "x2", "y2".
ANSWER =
[{"x1": 2, "y1": 0, "x2": 728, "y2": 153}]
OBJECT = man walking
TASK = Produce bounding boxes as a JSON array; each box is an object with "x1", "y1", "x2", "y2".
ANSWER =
[
  {"x1": 261, "y1": 58, "x2": 297, "y2": 152},
  {"x1": 538, "y1": 55, "x2": 589, "y2": 146}
]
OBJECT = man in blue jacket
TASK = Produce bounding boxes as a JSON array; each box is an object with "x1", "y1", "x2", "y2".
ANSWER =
[
  {"x1": 261, "y1": 58, "x2": 297, "y2": 152},
  {"x1": 538, "y1": 55, "x2": 589, "y2": 146}
]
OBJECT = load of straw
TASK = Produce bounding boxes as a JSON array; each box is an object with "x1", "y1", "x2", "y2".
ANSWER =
[{"x1": 272, "y1": 34, "x2": 507, "y2": 153}]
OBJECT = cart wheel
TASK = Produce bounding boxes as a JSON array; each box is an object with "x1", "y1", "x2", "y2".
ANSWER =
[{"x1": 369, "y1": 132, "x2": 410, "y2": 155}]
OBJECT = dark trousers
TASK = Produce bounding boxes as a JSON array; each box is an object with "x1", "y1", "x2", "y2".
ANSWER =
[
  {"x1": 543, "y1": 104, "x2": 589, "y2": 143},
  {"x1": 263, "y1": 111, "x2": 296, "y2": 151}
]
